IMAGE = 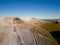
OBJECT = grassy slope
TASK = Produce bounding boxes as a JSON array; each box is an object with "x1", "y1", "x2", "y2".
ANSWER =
[{"x1": 40, "y1": 22, "x2": 60, "y2": 32}]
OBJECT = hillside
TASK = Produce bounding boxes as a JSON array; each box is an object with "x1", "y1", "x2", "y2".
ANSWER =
[
  {"x1": 26, "y1": 18, "x2": 60, "y2": 32},
  {"x1": 0, "y1": 17, "x2": 59, "y2": 45}
]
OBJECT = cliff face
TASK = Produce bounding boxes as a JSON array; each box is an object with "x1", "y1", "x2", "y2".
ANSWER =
[{"x1": 0, "y1": 17, "x2": 59, "y2": 45}]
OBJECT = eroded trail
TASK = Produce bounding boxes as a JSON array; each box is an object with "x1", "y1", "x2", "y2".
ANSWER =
[
  {"x1": 13, "y1": 27, "x2": 23, "y2": 45},
  {"x1": 13, "y1": 24, "x2": 37, "y2": 45},
  {"x1": 13, "y1": 19, "x2": 24, "y2": 45},
  {"x1": 0, "y1": 17, "x2": 59, "y2": 45}
]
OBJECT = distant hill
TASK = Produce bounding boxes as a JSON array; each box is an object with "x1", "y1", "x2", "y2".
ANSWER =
[{"x1": 42, "y1": 19, "x2": 60, "y2": 23}]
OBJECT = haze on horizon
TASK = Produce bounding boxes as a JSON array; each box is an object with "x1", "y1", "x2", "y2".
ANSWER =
[{"x1": 0, "y1": 0, "x2": 60, "y2": 19}]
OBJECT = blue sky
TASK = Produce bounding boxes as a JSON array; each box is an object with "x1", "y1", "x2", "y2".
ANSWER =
[{"x1": 0, "y1": 0, "x2": 60, "y2": 19}]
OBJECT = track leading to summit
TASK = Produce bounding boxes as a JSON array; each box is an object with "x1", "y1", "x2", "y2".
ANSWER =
[{"x1": 0, "y1": 17, "x2": 59, "y2": 45}]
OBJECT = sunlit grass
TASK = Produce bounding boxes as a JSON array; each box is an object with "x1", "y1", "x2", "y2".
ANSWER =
[{"x1": 41, "y1": 22, "x2": 60, "y2": 32}]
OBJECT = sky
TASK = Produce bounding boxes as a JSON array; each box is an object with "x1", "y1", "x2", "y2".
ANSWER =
[{"x1": 0, "y1": 0, "x2": 60, "y2": 19}]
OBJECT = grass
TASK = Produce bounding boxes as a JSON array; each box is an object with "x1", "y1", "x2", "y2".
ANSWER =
[{"x1": 40, "y1": 22, "x2": 60, "y2": 32}]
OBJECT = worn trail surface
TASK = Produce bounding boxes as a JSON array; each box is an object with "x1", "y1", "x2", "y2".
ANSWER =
[{"x1": 0, "y1": 17, "x2": 59, "y2": 45}]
